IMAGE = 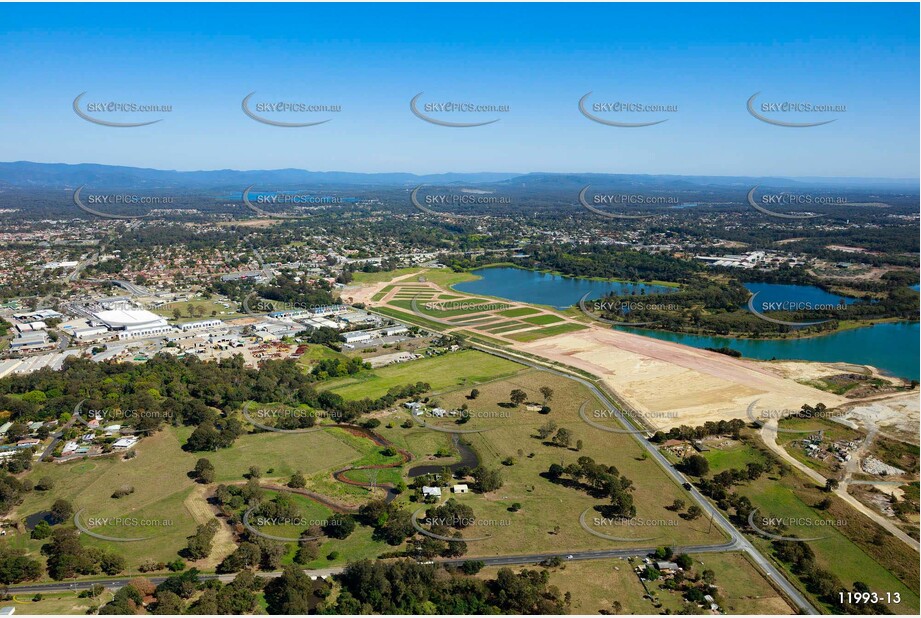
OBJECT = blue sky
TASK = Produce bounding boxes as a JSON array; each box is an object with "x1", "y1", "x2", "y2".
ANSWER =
[{"x1": 0, "y1": 2, "x2": 917, "y2": 177}]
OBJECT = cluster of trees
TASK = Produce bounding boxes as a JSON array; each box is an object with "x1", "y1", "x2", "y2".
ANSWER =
[
  {"x1": 98, "y1": 568, "x2": 269, "y2": 615},
  {"x1": 183, "y1": 520, "x2": 219, "y2": 561},
  {"x1": 356, "y1": 499, "x2": 415, "y2": 546},
  {"x1": 192, "y1": 458, "x2": 215, "y2": 483},
  {"x1": 213, "y1": 479, "x2": 264, "y2": 514},
  {"x1": 333, "y1": 559, "x2": 570, "y2": 614},
  {"x1": 414, "y1": 499, "x2": 473, "y2": 558},
  {"x1": 217, "y1": 534, "x2": 285, "y2": 574},
  {"x1": 547, "y1": 456, "x2": 635, "y2": 518},
  {"x1": 256, "y1": 274, "x2": 337, "y2": 314},
  {"x1": 0, "y1": 353, "x2": 434, "y2": 457},
  {"x1": 0, "y1": 471, "x2": 31, "y2": 515},
  {"x1": 184, "y1": 417, "x2": 244, "y2": 452},
  {"x1": 310, "y1": 357, "x2": 369, "y2": 379},
  {"x1": 471, "y1": 466, "x2": 503, "y2": 493},
  {"x1": 524, "y1": 244, "x2": 699, "y2": 284},
  {"x1": 651, "y1": 419, "x2": 746, "y2": 443},
  {"x1": 0, "y1": 544, "x2": 41, "y2": 584},
  {"x1": 0, "y1": 445, "x2": 34, "y2": 474},
  {"x1": 41, "y1": 527, "x2": 126, "y2": 580}
]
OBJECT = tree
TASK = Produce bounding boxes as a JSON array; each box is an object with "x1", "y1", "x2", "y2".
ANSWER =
[
  {"x1": 675, "y1": 554, "x2": 693, "y2": 570},
  {"x1": 288, "y1": 471, "x2": 306, "y2": 488},
  {"x1": 686, "y1": 505, "x2": 702, "y2": 520},
  {"x1": 247, "y1": 465, "x2": 261, "y2": 479},
  {"x1": 99, "y1": 552, "x2": 126, "y2": 575},
  {"x1": 536, "y1": 420, "x2": 557, "y2": 440},
  {"x1": 183, "y1": 521, "x2": 218, "y2": 560},
  {"x1": 324, "y1": 515, "x2": 356, "y2": 540},
  {"x1": 539, "y1": 387, "x2": 554, "y2": 403},
  {"x1": 152, "y1": 590, "x2": 185, "y2": 615},
  {"x1": 575, "y1": 439, "x2": 583, "y2": 452},
  {"x1": 824, "y1": 478, "x2": 839, "y2": 492},
  {"x1": 551, "y1": 427, "x2": 572, "y2": 448},
  {"x1": 193, "y1": 458, "x2": 215, "y2": 484},
  {"x1": 670, "y1": 498, "x2": 685, "y2": 512},
  {"x1": 294, "y1": 540, "x2": 320, "y2": 565},
  {"x1": 35, "y1": 477, "x2": 54, "y2": 491},
  {"x1": 509, "y1": 389, "x2": 528, "y2": 407},
  {"x1": 682, "y1": 455, "x2": 709, "y2": 477},
  {"x1": 263, "y1": 565, "x2": 316, "y2": 614},
  {"x1": 49, "y1": 499, "x2": 74, "y2": 524},
  {"x1": 472, "y1": 466, "x2": 503, "y2": 493},
  {"x1": 654, "y1": 546, "x2": 673, "y2": 560},
  {"x1": 469, "y1": 388, "x2": 480, "y2": 400}
]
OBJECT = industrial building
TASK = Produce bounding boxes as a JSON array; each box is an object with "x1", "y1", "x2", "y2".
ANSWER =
[{"x1": 92, "y1": 308, "x2": 169, "y2": 331}]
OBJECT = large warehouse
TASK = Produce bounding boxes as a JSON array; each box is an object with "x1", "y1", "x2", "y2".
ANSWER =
[{"x1": 92, "y1": 309, "x2": 169, "y2": 332}]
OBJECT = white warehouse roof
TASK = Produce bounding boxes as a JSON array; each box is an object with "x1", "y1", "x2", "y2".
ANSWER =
[{"x1": 93, "y1": 309, "x2": 168, "y2": 331}]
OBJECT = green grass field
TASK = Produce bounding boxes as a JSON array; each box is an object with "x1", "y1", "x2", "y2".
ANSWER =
[
  {"x1": 506, "y1": 323, "x2": 588, "y2": 342},
  {"x1": 295, "y1": 344, "x2": 349, "y2": 366},
  {"x1": 174, "y1": 426, "x2": 361, "y2": 482},
  {"x1": 154, "y1": 299, "x2": 242, "y2": 322},
  {"x1": 522, "y1": 314, "x2": 565, "y2": 326},
  {"x1": 504, "y1": 553, "x2": 794, "y2": 615},
  {"x1": 5, "y1": 593, "x2": 103, "y2": 615},
  {"x1": 320, "y1": 349, "x2": 523, "y2": 400},
  {"x1": 499, "y1": 307, "x2": 541, "y2": 318},
  {"x1": 10, "y1": 430, "x2": 202, "y2": 567}
]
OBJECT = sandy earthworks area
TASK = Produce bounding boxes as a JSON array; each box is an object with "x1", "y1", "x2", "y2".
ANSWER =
[{"x1": 519, "y1": 328, "x2": 851, "y2": 431}]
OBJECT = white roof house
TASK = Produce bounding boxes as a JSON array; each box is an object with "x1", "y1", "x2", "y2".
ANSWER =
[
  {"x1": 452, "y1": 484, "x2": 469, "y2": 493},
  {"x1": 113, "y1": 436, "x2": 138, "y2": 449},
  {"x1": 422, "y1": 486, "x2": 442, "y2": 498}
]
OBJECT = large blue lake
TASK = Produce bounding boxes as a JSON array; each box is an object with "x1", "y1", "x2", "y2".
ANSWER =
[
  {"x1": 453, "y1": 267, "x2": 675, "y2": 309},
  {"x1": 455, "y1": 267, "x2": 919, "y2": 379}
]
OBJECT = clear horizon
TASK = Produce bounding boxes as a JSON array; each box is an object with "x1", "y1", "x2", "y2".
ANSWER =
[
  {"x1": 1, "y1": 2, "x2": 918, "y2": 178},
  {"x1": 2, "y1": 159, "x2": 920, "y2": 182}
]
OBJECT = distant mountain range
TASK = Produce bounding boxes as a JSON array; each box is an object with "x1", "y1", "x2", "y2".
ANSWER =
[{"x1": 0, "y1": 161, "x2": 916, "y2": 191}]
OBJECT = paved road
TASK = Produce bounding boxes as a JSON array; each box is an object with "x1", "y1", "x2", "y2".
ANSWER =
[
  {"x1": 6, "y1": 567, "x2": 344, "y2": 595},
  {"x1": 8, "y1": 542, "x2": 751, "y2": 595}
]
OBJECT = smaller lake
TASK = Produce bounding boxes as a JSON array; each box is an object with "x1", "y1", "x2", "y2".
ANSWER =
[
  {"x1": 744, "y1": 282, "x2": 858, "y2": 308},
  {"x1": 454, "y1": 267, "x2": 675, "y2": 309}
]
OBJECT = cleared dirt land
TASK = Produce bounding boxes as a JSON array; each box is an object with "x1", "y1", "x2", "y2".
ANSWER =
[{"x1": 518, "y1": 327, "x2": 848, "y2": 430}]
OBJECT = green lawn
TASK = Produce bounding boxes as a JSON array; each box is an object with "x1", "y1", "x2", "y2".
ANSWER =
[
  {"x1": 10, "y1": 429, "x2": 202, "y2": 568},
  {"x1": 403, "y1": 369, "x2": 727, "y2": 556},
  {"x1": 499, "y1": 307, "x2": 541, "y2": 318},
  {"x1": 506, "y1": 323, "x2": 588, "y2": 342},
  {"x1": 296, "y1": 344, "x2": 349, "y2": 366},
  {"x1": 522, "y1": 314, "x2": 565, "y2": 326},
  {"x1": 174, "y1": 426, "x2": 361, "y2": 482},
  {"x1": 320, "y1": 349, "x2": 523, "y2": 400}
]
